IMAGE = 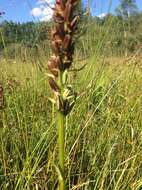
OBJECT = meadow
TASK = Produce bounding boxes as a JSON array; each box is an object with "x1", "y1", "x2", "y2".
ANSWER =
[
  {"x1": 0, "y1": 2, "x2": 142, "y2": 189},
  {"x1": 0, "y1": 54, "x2": 141, "y2": 189}
]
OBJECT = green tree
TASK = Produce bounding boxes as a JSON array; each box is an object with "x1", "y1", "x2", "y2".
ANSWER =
[
  {"x1": 116, "y1": 0, "x2": 138, "y2": 19},
  {"x1": 115, "y1": 0, "x2": 139, "y2": 56}
]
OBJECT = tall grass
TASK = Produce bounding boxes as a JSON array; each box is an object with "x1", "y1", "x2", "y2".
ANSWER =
[{"x1": 0, "y1": 54, "x2": 142, "y2": 189}]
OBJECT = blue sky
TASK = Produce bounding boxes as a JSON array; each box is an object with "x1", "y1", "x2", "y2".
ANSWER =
[{"x1": 0, "y1": 0, "x2": 142, "y2": 23}]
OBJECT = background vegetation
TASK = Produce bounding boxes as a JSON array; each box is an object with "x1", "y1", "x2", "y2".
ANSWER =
[{"x1": 1, "y1": 8, "x2": 142, "y2": 59}]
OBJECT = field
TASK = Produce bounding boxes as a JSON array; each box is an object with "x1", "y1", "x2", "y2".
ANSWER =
[
  {"x1": 0, "y1": 55, "x2": 142, "y2": 189},
  {"x1": 0, "y1": 1, "x2": 142, "y2": 189}
]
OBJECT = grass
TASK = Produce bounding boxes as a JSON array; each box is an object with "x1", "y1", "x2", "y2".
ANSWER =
[{"x1": 0, "y1": 55, "x2": 141, "y2": 189}]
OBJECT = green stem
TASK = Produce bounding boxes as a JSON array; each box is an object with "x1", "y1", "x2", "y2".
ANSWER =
[{"x1": 58, "y1": 111, "x2": 65, "y2": 190}]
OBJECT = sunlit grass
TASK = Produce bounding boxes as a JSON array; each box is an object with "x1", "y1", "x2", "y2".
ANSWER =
[{"x1": 0, "y1": 55, "x2": 141, "y2": 189}]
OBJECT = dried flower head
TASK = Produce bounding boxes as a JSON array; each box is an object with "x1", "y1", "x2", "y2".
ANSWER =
[{"x1": 48, "y1": 0, "x2": 79, "y2": 115}]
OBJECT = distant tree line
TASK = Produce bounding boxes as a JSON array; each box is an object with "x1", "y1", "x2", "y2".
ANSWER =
[
  {"x1": 0, "y1": 21, "x2": 51, "y2": 49},
  {"x1": 0, "y1": 0, "x2": 142, "y2": 58}
]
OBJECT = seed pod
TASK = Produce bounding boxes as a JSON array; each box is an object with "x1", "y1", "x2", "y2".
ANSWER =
[
  {"x1": 63, "y1": 34, "x2": 71, "y2": 50},
  {"x1": 70, "y1": 15, "x2": 80, "y2": 30},
  {"x1": 49, "y1": 78, "x2": 60, "y2": 93},
  {"x1": 48, "y1": 56, "x2": 62, "y2": 77},
  {"x1": 64, "y1": 2, "x2": 72, "y2": 22}
]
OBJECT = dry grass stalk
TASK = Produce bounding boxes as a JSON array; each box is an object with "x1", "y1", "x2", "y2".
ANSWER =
[{"x1": 0, "y1": 83, "x2": 4, "y2": 109}]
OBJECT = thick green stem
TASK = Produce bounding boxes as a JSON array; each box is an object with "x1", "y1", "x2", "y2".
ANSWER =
[{"x1": 58, "y1": 111, "x2": 65, "y2": 190}]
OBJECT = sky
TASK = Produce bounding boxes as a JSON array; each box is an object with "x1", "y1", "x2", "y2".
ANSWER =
[{"x1": 0, "y1": 0, "x2": 142, "y2": 23}]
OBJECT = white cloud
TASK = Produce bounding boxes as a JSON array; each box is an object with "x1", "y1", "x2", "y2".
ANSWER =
[
  {"x1": 31, "y1": 7, "x2": 42, "y2": 17},
  {"x1": 31, "y1": 0, "x2": 55, "y2": 21},
  {"x1": 37, "y1": 0, "x2": 54, "y2": 5},
  {"x1": 40, "y1": 7, "x2": 53, "y2": 21},
  {"x1": 97, "y1": 13, "x2": 107, "y2": 19}
]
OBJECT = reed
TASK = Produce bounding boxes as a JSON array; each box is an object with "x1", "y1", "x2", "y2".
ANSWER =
[{"x1": 48, "y1": 0, "x2": 80, "y2": 189}]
